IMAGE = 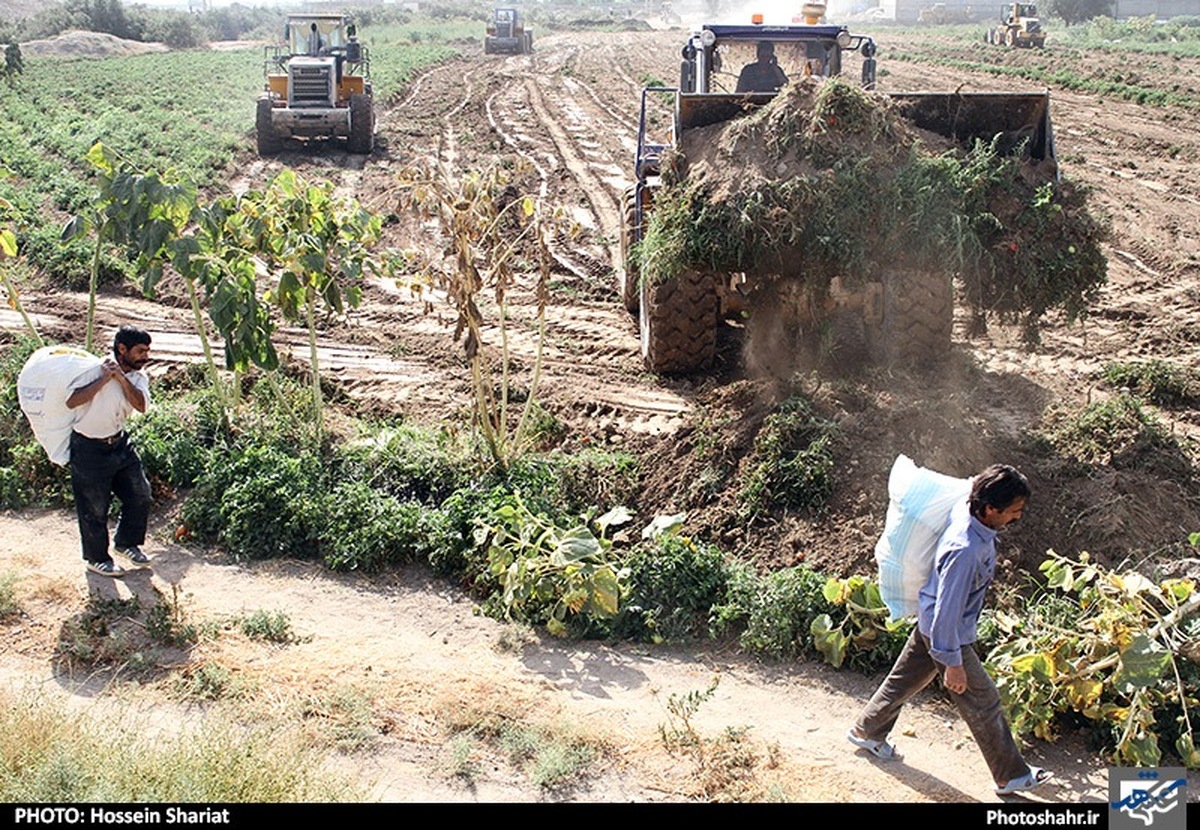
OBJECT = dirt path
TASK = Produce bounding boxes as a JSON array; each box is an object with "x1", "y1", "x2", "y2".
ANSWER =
[{"x1": 1, "y1": 507, "x2": 1120, "y2": 803}]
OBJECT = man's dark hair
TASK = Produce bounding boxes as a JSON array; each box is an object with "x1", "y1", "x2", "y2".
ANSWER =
[
  {"x1": 969, "y1": 464, "x2": 1030, "y2": 517},
  {"x1": 113, "y1": 325, "x2": 151, "y2": 358}
]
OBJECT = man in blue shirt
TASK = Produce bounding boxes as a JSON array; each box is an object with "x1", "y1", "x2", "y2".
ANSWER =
[{"x1": 846, "y1": 464, "x2": 1054, "y2": 796}]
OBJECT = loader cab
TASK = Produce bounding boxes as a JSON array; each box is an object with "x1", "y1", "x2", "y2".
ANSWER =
[
  {"x1": 1003, "y1": 3, "x2": 1038, "y2": 23},
  {"x1": 492, "y1": 8, "x2": 516, "y2": 37},
  {"x1": 678, "y1": 24, "x2": 877, "y2": 96},
  {"x1": 285, "y1": 15, "x2": 352, "y2": 57}
]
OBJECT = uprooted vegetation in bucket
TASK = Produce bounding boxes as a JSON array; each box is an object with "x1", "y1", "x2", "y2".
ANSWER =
[{"x1": 635, "y1": 78, "x2": 1109, "y2": 350}]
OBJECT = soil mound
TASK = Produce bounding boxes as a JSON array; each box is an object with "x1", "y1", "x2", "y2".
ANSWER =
[{"x1": 19, "y1": 30, "x2": 169, "y2": 59}]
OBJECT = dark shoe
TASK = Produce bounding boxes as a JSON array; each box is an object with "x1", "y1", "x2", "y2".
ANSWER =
[
  {"x1": 86, "y1": 560, "x2": 126, "y2": 578},
  {"x1": 116, "y1": 545, "x2": 151, "y2": 566}
]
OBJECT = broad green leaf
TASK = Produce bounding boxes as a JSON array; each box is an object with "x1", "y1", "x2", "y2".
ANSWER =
[
  {"x1": 0, "y1": 229, "x2": 15, "y2": 258},
  {"x1": 61, "y1": 214, "x2": 90, "y2": 241},
  {"x1": 590, "y1": 567, "x2": 622, "y2": 617},
  {"x1": 1042, "y1": 559, "x2": 1073, "y2": 591},
  {"x1": 1175, "y1": 733, "x2": 1200, "y2": 770},
  {"x1": 811, "y1": 614, "x2": 847, "y2": 668},
  {"x1": 641, "y1": 512, "x2": 686, "y2": 540},
  {"x1": 1119, "y1": 732, "x2": 1161, "y2": 767},
  {"x1": 1011, "y1": 652, "x2": 1056, "y2": 680},
  {"x1": 85, "y1": 142, "x2": 116, "y2": 176},
  {"x1": 1162, "y1": 578, "x2": 1195, "y2": 602},
  {"x1": 554, "y1": 527, "x2": 602, "y2": 563},
  {"x1": 822, "y1": 578, "x2": 846, "y2": 605},
  {"x1": 595, "y1": 505, "x2": 633, "y2": 534},
  {"x1": 1114, "y1": 634, "x2": 1172, "y2": 691},
  {"x1": 1063, "y1": 677, "x2": 1103, "y2": 710}
]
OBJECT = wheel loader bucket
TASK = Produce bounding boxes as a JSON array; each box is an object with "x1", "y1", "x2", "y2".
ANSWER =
[
  {"x1": 887, "y1": 90, "x2": 1055, "y2": 165},
  {"x1": 678, "y1": 92, "x2": 776, "y2": 131}
]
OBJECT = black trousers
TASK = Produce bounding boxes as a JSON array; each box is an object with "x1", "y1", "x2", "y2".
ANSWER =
[{"x1": 68, "y1": 431, "x2": 152, "y2": 565}]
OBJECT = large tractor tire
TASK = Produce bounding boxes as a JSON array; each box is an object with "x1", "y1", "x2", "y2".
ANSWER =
[
  {"x1": 639, "y1": 269, "x2": 719, "y2": 374},
  {"x1": 347, "y1": 93, "x2": 374, "y2": 155},
  {"x1": 880, "y1": 269, "x2": 953, "y2": 365},
  {"x1": 255, "y1": 98, "x2": 283, "y2": 156},
  {"x1": 618, "y1": 187, "x2": 641, "y2": 314}
]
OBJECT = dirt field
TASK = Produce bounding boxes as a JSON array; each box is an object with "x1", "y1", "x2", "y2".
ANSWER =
[{"x1": 4, "y1": 24, "x2": 1200, "y2": 802}]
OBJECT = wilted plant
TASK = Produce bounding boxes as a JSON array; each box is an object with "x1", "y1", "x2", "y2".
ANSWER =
[
  {"x1": 987, "y1": 549, "x2": 1200, "y2": 768},
  {"x1": 395, "y1": 158, "x2": 569, "y2": 469}
]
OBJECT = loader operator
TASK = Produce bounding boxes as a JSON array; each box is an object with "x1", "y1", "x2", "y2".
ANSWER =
[{"x1": 736, "y1": 40, "x2": 788, "y2": 93}]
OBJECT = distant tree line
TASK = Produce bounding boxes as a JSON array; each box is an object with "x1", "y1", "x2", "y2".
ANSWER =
[
  {"x1": 0, "y1": 1, "x2": 432, "y2": 50},
  {"x1": 1045, "y1": 0, "x2": 1116, "y2": 25}
]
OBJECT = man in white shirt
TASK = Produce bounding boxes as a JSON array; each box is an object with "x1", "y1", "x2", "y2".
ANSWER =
[{"x1": 66, "y1": 325, "x2": 153, "y2": 578}]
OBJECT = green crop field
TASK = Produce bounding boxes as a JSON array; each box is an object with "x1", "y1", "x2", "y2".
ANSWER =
[{"x1": 0, "y1": 20, "x2": 470, "y2": 228}]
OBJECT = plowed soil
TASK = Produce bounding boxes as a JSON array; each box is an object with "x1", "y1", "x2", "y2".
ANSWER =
[{"x1": 4, "y1": 25, "x2": 1200, "y2": 803}]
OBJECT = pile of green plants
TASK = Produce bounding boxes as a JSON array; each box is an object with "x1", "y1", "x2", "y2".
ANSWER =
[
  {"x1": 636, "y1": 77, "x2": 1108, "y2": 341},
  {"x1": 982, "y1": 550, "x2": 1200, "y2": 767},
  {"x1": 1099, "y1": 359, "x2": 1200, "y2": 408},
  {"x1": 737, "y1": 394, "x2": 838, "y2": 520}
]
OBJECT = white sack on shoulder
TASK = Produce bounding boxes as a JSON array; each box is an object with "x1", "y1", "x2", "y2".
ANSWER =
[
  {"x1": 17, "y1": 345, "x2": 103, "y2": 466},
  {"x1": 874, "y1": 454, "x2": 972, "y2": 621}
]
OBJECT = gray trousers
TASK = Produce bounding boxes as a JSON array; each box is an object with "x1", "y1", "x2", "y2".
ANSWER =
[{"x1": 854, "y1": 626, "x2": 1029, "y2": 785}]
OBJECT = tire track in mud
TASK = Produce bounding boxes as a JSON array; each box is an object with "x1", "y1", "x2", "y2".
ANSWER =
[{"x1": 442, "y1": 41, "x2": 692, "y2": 435}]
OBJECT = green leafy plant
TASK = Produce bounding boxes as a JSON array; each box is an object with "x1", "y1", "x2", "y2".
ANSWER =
[
  {"x1": 479, "y1": 493, "x2": 631, "y2": 636},
  {"x1": 63, "y1": 142, "x2": 197, "y2": 352},
  {"x1": 986, "y1": 549, "x2": 1200, "y2": 768},
  {"x1": 711, "y1": 562, "x2": 831, "y2": 659},
  {"x1": 656, "y1": 675, "x2": 767, "y2": 801},
  {"x1": 614, "y1": 533, "x2": 729, "y2": 643},
  {"x1": 333, "y1": 423, "x2": 465, "y2": 503},
  {"x1": 236, "y1": 609, "x2": 301, "y2": 644},
  {"x1": 172, "y1": 661, "x2": 248, "y2": 701},
  {"x1": 145, "y1": 592, "x2": 198, "y2": 648},
  {"x1": 246, "y1": 170, "x2": 382, "y2": 445},
  {"x1": 0, "y1": 188, "x2": 40, "y2": 344},
  {"x1": 317, "y1": 480, "x2": 444, "y2": 573},
  {"x1": 0, "y1": 572, "x2": 19, "y2": 620},
  {"x1": 185, "y1": 444, "x2": 322, "y2": 561},
  {"x1": 1101, "y1": 360, "x2": 1199, "y2": 407},
  {"x1": 738, "y1": 394, "x2": 838, "y2": 520},
  {"x1": 496, "y1": 721, "x2": 599, "y2": 791},
  {"x1": 810, "y1": 575, "x2": 910, "y2": 671},
  {"x1": 1034, "y1": 394, "x2": 1198, "y2": 483}
]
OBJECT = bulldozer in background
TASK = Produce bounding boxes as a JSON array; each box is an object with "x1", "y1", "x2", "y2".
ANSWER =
[
  {"x1": 256, "y1": 13, "x2": 375, "y2": 155},
  {"x1": 484, "y1": 8, "x2": 534, "y2": 55},
  {"x1": 620, "y1": 7, "x2": 1057, "y2": 374},
  {"x1": 985, "y1": 3, "x2": 1047, "y2": 48}
]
